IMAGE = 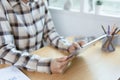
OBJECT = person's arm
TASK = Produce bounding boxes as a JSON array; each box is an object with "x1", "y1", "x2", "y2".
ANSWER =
[
  {"x1": 0, "y1": 2, "x2": 51, "y2": 74},
  {"x1": 42, "y1": 0, "x2": 72, "y2": 52}
]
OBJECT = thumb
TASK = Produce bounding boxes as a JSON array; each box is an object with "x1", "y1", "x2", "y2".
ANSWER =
[{"x1": 73, "y1": 42, "x2": 81, "y2": 49}]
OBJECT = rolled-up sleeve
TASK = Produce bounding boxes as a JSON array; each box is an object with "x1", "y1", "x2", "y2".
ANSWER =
[{"x1": 0, "y1": 3, "x2": 51, "y2": 74}]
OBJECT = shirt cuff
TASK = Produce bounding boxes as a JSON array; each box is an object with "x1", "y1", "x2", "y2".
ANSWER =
[{"x1": 37, "y1": 58, "x2": 52, "y2": 74}]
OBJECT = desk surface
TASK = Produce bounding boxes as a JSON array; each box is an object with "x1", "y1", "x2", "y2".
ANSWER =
[{"x1": 0, "y1": 42, "x2": 120, "y2": 80}]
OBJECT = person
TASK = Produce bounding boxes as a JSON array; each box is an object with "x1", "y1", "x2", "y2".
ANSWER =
[{"x1": 0, "y1": 0, "x2": 83, "y2": 74}]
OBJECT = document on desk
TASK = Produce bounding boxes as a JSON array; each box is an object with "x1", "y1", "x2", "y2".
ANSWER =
[
  {"x1": 82, "y1": 34, "x2": 107, "y2": 48},
  {"x1": 67, "y1": 34, "x2": 107, "y2": 59},
  {"x1": 79, "y1": 34, "x2": 106, "y2": 51},
  {"x1": 0, "y1": 66, "x2": 30, "y2": 80}
]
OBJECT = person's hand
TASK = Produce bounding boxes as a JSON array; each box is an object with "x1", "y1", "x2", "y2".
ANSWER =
[
  {"x1": 68, "y1": 41, "x2": 85, "y2": 54},
  {"x1": 50, "y1": 56, "x2": 72, "y2": 74}
]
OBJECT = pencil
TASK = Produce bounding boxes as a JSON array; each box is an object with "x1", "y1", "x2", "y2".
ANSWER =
[
  {"x1": 112, "y1": 27, "x2": 118, "y2": 35},
  {"x1": 115, "y1": 29, "x2": 120, "y2": 34},
  {"x1": 111, "y1": 25, "x2": 116, "y2": 34}
]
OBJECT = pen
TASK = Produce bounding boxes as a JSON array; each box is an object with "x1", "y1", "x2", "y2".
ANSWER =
[
  {"x1": 108, "y1": 25, "x2": 110, "y2": 35},
  {"x1": 101, "y1": 25, "x2": 107, "y2": 34},
  {"x1": 106, "y1": 27, "x2": 118, "y2": 51},
  {"x1": 66, "y1": 49, "x2": 80, "y2": 60}
]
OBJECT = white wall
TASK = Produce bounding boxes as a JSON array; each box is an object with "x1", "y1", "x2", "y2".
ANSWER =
[{"x1": 49, "y1": 9, "x2": 120, "y2": 37}]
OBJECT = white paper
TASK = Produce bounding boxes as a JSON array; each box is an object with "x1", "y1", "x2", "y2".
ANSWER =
[
  {"x1": 83, "y1": 34, "x2": 107, "y2": 48},
  {"x1": 0, "y1": 66, "x2": 30, "y2": 80},
  {"x1": 78, "y1": 34, "x2": 107, "y2": 53}
]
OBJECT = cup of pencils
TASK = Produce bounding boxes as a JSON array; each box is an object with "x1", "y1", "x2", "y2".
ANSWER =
[{"x1": 101, "y1": 25, "x2": 120, "y2": 52}]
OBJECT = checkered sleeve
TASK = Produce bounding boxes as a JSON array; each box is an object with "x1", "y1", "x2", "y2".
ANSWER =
[
  {"x1": 43, "y1": 0, "x2": 72, "y2": 51},
  {"x1": 0, "y1": 4, "x2": 51, "y2": 74}
]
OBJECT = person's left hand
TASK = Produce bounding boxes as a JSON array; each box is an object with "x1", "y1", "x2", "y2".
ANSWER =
[
  {"x1": 50, "y1": 56, "x2": 72, "y2": 74},
  {"x1": 68, "y1": 41, "x2": 85, "y2": 54}
]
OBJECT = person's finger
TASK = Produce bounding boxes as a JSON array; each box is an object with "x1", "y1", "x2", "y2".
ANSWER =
[
  {"x1": 56, "y1": 56, "x2": 68, "y2": 62},
  {"x1": 72, "y1": 42, "x2": 78, "y2": 49},
  {"x1": 68, "y1": 42, "x2": 80, "y2": 52},
  {"x1": 57, "y1": 63, "x2": 67, "y2": 73},
  {"x1": 59, "y1": 62, "x2": 69, "y2": 73},
  {"x1": 59, "y1": 60, "x2": 69, "y2": 69},
  {"x1": 69, "y1": 45, "x2": 76, "y2": 50},
  {"x1": 58, "y1": 57, "x2": 71, "y2": 67},
  {"x1": 60, "y1": 60, "x2": 72, "y2": 73},
  {"x1": 73, "y1": 42, "x2": 81, "y2": 49},
  {"x1": 78, "y1": 41, "x2": 85, "y2": 47}
]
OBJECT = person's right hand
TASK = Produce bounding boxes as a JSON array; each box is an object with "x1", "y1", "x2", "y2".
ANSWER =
[{"x1": 50, "y1": 56, "x2": 72, "y2": 74}]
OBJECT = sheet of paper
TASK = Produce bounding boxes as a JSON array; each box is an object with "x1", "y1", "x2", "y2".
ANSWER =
[
  {"x1": 78, "y1": 34, "x2": 107, "y2": 53},
  {"x1": 0, "y1": 66, "x2": 30, "y2": 80},
  {"x1": 83, "y1": 34, "x2": 107, "y2": 48}
]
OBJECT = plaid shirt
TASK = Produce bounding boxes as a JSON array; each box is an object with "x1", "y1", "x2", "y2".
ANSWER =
[{"x1": 0, "y1": 0, "x2": 71, "y2": 73}]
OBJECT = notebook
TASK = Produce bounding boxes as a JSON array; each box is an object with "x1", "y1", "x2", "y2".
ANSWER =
[{"x1": 0, "y1": 66, "x2": 30, "y2": 80}]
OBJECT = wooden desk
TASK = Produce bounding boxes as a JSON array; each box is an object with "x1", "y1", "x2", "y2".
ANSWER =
[{"x1": 0, "y1": 43, "x2": 120, "y2": 80}]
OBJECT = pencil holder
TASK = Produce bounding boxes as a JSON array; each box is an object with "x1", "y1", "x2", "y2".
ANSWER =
[{"x1": 101, "y1": 35, "x2": 118, "y2": 52}]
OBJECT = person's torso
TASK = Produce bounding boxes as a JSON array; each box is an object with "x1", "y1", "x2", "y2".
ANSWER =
[{"x1": 1, "y1": 0, "x2": 46, "y2": 52}]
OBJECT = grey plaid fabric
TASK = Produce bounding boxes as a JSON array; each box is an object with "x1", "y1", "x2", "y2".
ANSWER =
[{"x1": 0, "y1": 0, "x2": 71, "y2": 73}]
